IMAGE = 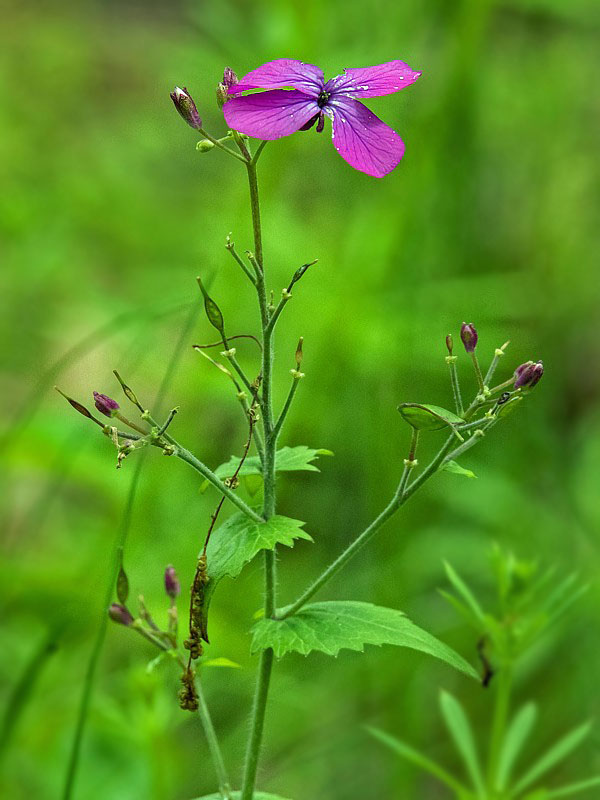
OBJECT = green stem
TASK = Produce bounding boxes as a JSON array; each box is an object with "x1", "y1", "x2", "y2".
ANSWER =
[
  {"x1": 280, "y1": 435, "x2": 455, "y2": 619},
  {"x1": 175, "y1": 444, "x2": 262, "y2": 523},
  {"x1": 196, "y1": 678, "x2": 233, "y2": 799},
  {"x1": 447, "y1": 358, "x2": 464, "y2": 417},
  {"x1": 471, "y1": 352, "x2": 486, "y2": 394},
  {"x1": 62, "y1": 458, "x2": 144, "y2": 800},
  {"x1": 487, "y1": 665, "x2": 512, "y2": 792},
  {"x1": 397, "y1": 429, "x2": 419, "y2": 499},
  {"x1": 483, "y1": 341, "x2": 510, "y2": 388},
  {"x1": 198, "y1": 128, "x2": 247, "y2": 163},
  {"x1": 272, "y1": 376, "x2": 301, "y2": 441},
  {"x1": 240, "y1": 152, "x2": 277, "y2": 800}
]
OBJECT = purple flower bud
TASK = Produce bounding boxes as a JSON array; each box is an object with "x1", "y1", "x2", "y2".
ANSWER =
[
  {"x1": 514, "y1": 360, "x2": 544, "y2": 389},
  {"x1": 164, "y1": 565, "x2": 181, "y2": 599},
  {"x1": 108, "y1": 603, "x2": 134, "y2": 626},
  {"x1": 93, "y1": 391, "x2": 120, "y2": 418},
  {"x1": 460, "y1": 322, "x2": 478, "y2": 353},
  {"x1": 170, "y1": 86, "x2": 203, "y2": 130},
  {"x1": 222, "y1": 67, "x2": 239, "y2": 89}
]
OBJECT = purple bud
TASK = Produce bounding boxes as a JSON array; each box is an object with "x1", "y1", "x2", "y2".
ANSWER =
[
  {"x1": 164, "y1": 565, "x2": 181, "y2": 598},
  {"x1": 222, "y1": 67, "x2": 239, "y2": 89},
  {"x1": 93, "y1": 391, "x2": 120, "y2": 418},
  {"x1": 514, "y1": 360, "x2": 544, "y2": 389},
  {"x1": 460, "y1": 322, "x2": 478, "y2": 353},
  {"x1": 108, "y1": 603, "x2": 134, "y2": 626},
  {"x1": 170, "y1": 86, "x2": 202, "y2": 130}
]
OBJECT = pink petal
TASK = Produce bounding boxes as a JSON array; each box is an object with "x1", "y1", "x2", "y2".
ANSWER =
[
  {"x1": 326, "y1": 97, "x2": 405, "y2": 178},
  {"x1": 229, "y1": 59, "x2": 324, "y2": 97},
  {"x1": 326, "y1": 61, "x2": 422, "y2": 98},
  {"x1": 223, "y1": 90, "x2": 321, "y2": 140}
]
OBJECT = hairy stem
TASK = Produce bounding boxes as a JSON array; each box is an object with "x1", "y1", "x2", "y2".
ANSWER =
[{"x1": 241, "y1": 151, "x2": 277, "y2": 800}]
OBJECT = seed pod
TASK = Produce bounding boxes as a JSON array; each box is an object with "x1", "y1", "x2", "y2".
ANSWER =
[
  {"x1": 295, "y1": 337, "x2": 304, "y2": 367},
  {"x1": 116, "y1": 565, "x2": 129, "y2": 604},
  {"x1": 197, "y1": 277, "x2": 225, "y2": 337},
  {"x1": 113, "y1": 370, "x2": 144, "y2": 411},
  {"x1": 54, "y1": 387, "x2": 104, "y2": 427}
]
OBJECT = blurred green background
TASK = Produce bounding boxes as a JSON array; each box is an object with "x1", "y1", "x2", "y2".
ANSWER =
[{"x1": 2, "y1": 0, "x2": 599, "y2": 797}]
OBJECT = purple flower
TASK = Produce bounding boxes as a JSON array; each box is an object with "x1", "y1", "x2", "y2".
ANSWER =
[
  {"x1": 164, "y1": 565, "x2": 181, "y2": 599},
  {"x1": 460, "y1": 322, "x2": 478, "y2": 353},
  {"x1": 93, "y1": 391, "x2": 120, "y2": 418},
  {"x1": 170, "y1": 86, "x2": 203, "y2": 130},
  {"x1": 514, "y1": 360, "x2": 544, "y2": 389},
  {"x1": 223, "y1": 58, "x2": 422, "y2": 177}
]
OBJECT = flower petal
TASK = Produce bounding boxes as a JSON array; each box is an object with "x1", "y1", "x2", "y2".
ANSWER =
[
  {"x1": 223, "y1": 90, "x2": 321, "y2": 140},
  {"x1": 326, "y1": 96, "x2": 405, "y2": 177},
  {"x1": 229, "y1": 59, "x2": 324, "y2": 97},
  {"x1": 325, "y1": 61, "x2": 422, "y2": 98}
]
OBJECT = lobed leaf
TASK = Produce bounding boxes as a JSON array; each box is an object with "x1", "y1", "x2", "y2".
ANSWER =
[
  {"x1": 251, "y1": 601, "x2": 478, "y2": 679},
  {"x1": 200, "y1": 514, "x2": 311, "y2": 641},
  {"x1": 439, "y1": 691, "x2": 485, "y2": 796}
]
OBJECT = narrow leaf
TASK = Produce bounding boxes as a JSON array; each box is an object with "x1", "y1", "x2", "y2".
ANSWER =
[
  {"x1": 201, "y1": 657, "x2": 242, "y2": 669},
  {"x1": 496, "y1": 702, "x2": 538, "y2": 791},
  {"x1": 368, "y1": 726, "x2": 470, "y2": 795},
  {"x1": 546, "y1": 776, "x2": 600, "y2": 798},
  {"x1": 513, "y1": 722, "x2": 593, "y2": 795},
  {"x1": 442, "y1": 460, "x2": 477, "y2": 479},
  {"x1": 192, "y1": 793, "x2": 292, "y2": 800},
  {"x1": 251, "y1": 601, "x2": 478, "y2": 679},
  {"x1": 439, "y1": 690, "x2": 485, "y2": 797},
  {"x1": 444, "y1": 562, "x2": 485, "y2": 623}
]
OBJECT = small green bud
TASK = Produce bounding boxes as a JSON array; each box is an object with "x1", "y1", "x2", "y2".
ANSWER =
[
  {"x1": 196, "y1": 139, "x2": 215, "y2": 153},
  {"x1": 197, "y1": 276, "x2": 225, "y2": 336}
]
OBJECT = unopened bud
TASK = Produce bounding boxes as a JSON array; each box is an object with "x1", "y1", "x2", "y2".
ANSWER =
[
  {"x1": 164, "y1": 565, "x2": 181, "y2": 599},
  {"x1": 460, "y1": 322, "x2": 478, "y2": 353},
  {"x1": 170, "y1": 86, "x2": 202, "y2": 130},
  {"x1": 196, "y1": 139, "x2": 215, "y2": 153},
  {"x1": 445, "y1": 334, "x2": 453, "y2": 355},
  {"x1": 216, "y1": 68, "x2": 239, "y2": 108},
  {"x1": 93, "y1": 392, "x2": 120, "y2": 418},
  {"x1": 514, "y1": 360, "x2": 544, "y2": 389},
  {"x1": 295, "y1": 337, "x2": 304, "y2": 367},
  {"x1": 108, "y1": 603, "x2": 133, "y2": 626}
]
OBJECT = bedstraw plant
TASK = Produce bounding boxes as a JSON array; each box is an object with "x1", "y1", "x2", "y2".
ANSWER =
[{"x1": 57, "y1": 59, "x2": 547, "y2": 800}]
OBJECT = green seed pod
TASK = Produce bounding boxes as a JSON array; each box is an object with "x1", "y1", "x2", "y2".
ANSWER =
[
  {"x1": 116, "y1": 565, "x2": 129, "y2": 604},
  {"x1": 197, "y1": 276, "x2": 225, "y2": 336}
]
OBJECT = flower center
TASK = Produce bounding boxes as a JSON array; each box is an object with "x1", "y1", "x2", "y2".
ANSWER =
[{"x1": 317, "y1": 90, "x2": 330, "y2": 109}]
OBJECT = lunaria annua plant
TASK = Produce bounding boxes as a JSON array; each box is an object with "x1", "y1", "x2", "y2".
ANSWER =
[{"x1": 58, "y1": 59, "x2": 546, "y2": 800}]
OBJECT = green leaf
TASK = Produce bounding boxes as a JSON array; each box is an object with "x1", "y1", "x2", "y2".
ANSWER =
[
  {"x1": 546, "y1": 776, "x2": 600, "y2": 798},
  {"x1": 201, "y1": 657, "x2": 241, "y2": 669},
  {"x1": 368, "y1": 726, "x2": 469, "y2": 795},
  {"x1": 442, "y1": 460, "x2": 477, "y2": 479},
  {"x1": 444, "y1": 562, "x2": 486, "y2": 624},
  {"x1": 439, "y1": 690, "x2": 485, "y2": 797},
  {"x1": 398, "y1": 403, "x2": 465, "y2": 433},
  {"x1": 192, "y1": 793, "x2": 292, "y2": 800},
  {"x1": 513, "y1": 722, "x2": 593, "y2": 795},
  {"x1": 200, "y1": 514, "x2": 312, "y2": 641},
  {"x1": 496, "y1": 703, "x2": 538, "y2": 792},
  {"x1": 201, "y1": 446, "x2": 333, "y2": 491},
  {"x1": 251, "y1": 601, "x2": 478, "y2": 679}
]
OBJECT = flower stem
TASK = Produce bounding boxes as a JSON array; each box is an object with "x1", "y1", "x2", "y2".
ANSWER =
[
  {"x1": 279, "y1": 435, "x2": 455, "y2": 620},
  {"x1": 487, "y1": 665, "x2": 512, "y2": 792},
  {"x1": 447, "y1": 358, "x2": 464, "y2": 417},
  {"x1": 240, "y1": 152, "x2": 277, "y2": 800},
  {"x1": 195, "y1": 678, "x2": 233, "y2": 799},
  {"x1": 272, "y1": 375, "x2": 301, "y2": 442}
]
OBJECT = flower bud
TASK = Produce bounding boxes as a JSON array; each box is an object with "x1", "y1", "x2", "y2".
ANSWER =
[
  {"x1": 514, "y1": 360, "x2": 544, "y2": 389},
  {"x1": 93, "y1": 391, "x2": 120, "y2": 418},
  {"x1": 108, "y1": 603, "x2": 133, "y2": 626},
  {"x1": 295, "y1": 337, "x2": 304, "y2": 368},
  {"x1": 196, "y1": 139, "x2": 215, "y2": 153},
  {"x1": 460, "y1": 322, "x2": 478, "y2": 353},
  {"x1": 170, "y1": 86, "x2": 202, "y2": 130},
  {"x1": 164, "y1": 565, "x2": 181, "y2": 599},
  {"x1": 445, "y1": 334, "x2": 453, "y2": 355},
  {"x1": 222, "y1": 67, "x2": 239, "y2": 89}
]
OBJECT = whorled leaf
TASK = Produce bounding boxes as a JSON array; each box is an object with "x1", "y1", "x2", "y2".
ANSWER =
[
  {"x1": 200, "y1": 514, "x2": 312, "y2": 640},
  {"x1": 251, "y1": 601, "x2": 478, "y2": 679},
  {"x1": 439, "y1": 690, "x2": 485, "y2": 796},
  {"x1": 398, "y1": 403, "x2": 465, "y2": 433}
]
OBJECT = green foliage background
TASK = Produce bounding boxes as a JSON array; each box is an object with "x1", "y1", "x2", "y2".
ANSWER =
[{"x1": 1, "y1": 0, "x2": 599, "y2": 797}]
